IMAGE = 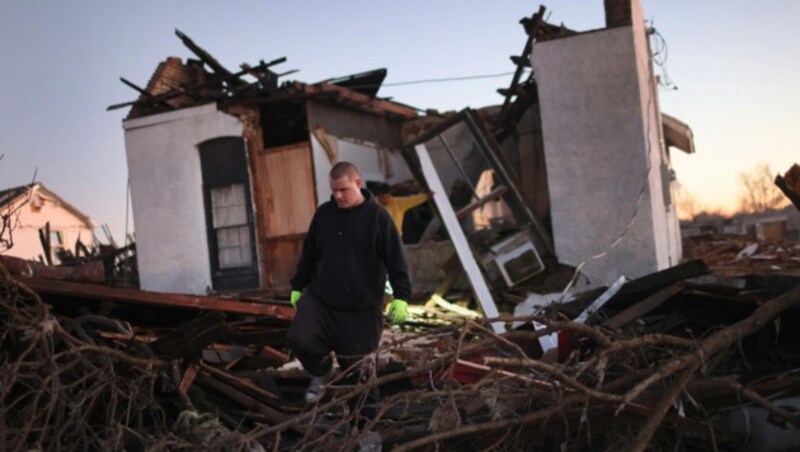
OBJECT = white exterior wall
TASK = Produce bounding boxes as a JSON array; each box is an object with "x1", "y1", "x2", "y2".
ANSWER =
[
  {"x1": 630, "y1": 0, "x2": 682, "y2": 269},
  {"x1": 533, "y1": 3, "x2": 681, "y2": 287},
  {"x1": 123, "y1": 103, "x2": 243, "y2": 294}
]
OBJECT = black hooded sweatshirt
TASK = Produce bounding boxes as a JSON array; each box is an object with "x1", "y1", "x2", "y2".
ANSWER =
[{"x1": 290, "y1": 189, "x2": 411, "y2": 310}]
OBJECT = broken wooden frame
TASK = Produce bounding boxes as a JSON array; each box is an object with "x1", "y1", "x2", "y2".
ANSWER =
[
  {"x1": 407, "y1": 109, "x2": 554, "y2": 332},
  {"x1": 415, "y1": 143, "x2": 505, "y2": 333}
]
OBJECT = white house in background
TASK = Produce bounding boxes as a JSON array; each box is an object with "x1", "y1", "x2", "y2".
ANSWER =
[
  {"x1": 532, "y1": 0, "x2": 695, "y2": 288},
  {"x1": 0, "y1": 183, "x2": 97, "y2": 263}
]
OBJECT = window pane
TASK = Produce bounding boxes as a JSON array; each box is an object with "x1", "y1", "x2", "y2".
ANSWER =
[
  {"x1": 238, "y1": 226, "x2": 253, "y2": 266},
  {"x1": 217, "y1": 225, "x2": 253, "y2": 269},
  {"x1": 219, "y1": 247, "x2": 241, "y2": 268},
  {"x1": 211, "y1": 184, "x2": 248, "y2": 228}
]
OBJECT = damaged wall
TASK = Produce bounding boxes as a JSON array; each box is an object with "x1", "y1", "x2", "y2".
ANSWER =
[
  {"x1": 533, "y1": 0, "x2": 681, "y2": 287},
  {"x1": 306, "y1": 101, "x2": 412, "y2": 203},
  {"x1": 124, "y1": 103, "x2": 244, "y2": 295}
]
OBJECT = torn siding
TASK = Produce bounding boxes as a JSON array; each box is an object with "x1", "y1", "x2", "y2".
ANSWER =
[{"x1": 306, "y1": 100, "x2": 412, "y2": 204}]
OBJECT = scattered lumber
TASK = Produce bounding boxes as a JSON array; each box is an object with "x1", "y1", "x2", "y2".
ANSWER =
[{"x1": 2, "y1": 239, "x2": 800, "y2": 450}]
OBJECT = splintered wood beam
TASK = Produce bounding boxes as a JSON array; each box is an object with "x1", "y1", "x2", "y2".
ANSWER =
[
  {"x1": 175, "y1": 29, "x2": 244, "y2": 87},
  {"x1": 198, "y1": 361, "x2": 280, "y2": 401},
  {"x1": 775, "y1": 174, "x2": 800, "y2": 212},
  {"x1": 195, "y1": 373, "x2": 287, "y2": 425},
  {"x1": 602, "y1": 282, "x2": 686, "y2": 330},
  {"x1": 179, "y1": 363, "x2": 199, "y2": 395},
  {"x1": 109, "y1": 63, "x2": 266, "y2": 111},
  {"x1": 509, "y1": 55, "x2": 532, "y2": 67},
  {"x1": 150, "y1": 312, "x2": 234, "y2": 359},
  {"x1": 120, "y1": 77, "x2": 152, "y2": 96},
  {"x1": 454, "y1": 186, "x2": 508, "y2": 219},
  {"x1": 107, "y1": 83, "x2": 191, "y2": 110},
  {"x1": 15, "y1": 276, "x2": 295, "y2": 320},
  {"x1": 500, "y1": 5, "x2": 545, "y2": 115}
]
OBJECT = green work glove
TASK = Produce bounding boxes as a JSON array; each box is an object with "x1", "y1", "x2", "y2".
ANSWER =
[
  {"x1": 290, "y1": 290, "x2": 301, "y2": 309},
  {"x1": 387, "y1": 299, "x2": 408, "y2": 325}
]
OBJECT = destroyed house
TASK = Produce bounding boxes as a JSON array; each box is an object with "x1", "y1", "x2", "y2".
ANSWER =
[
  {"x1": 397, "y1": 0, "x2": 697, "y2": 305},
  {"x1": 117, "y1": 0, "x2": 696, "y2": 307},
  {"x1": 117, "y1": 33, "x2": 418, "y2": 296}
]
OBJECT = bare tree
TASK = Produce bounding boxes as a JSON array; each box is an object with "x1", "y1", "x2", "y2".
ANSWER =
[
  {"x1": 0, "y1": 191, "x2": 33, "y2": 253},
  {"x1": 738, "y1": 163, "x2": 786, "y2": 213},
  {"x1": 0, "y1": 166, "x2": 37, "y2": 253}
]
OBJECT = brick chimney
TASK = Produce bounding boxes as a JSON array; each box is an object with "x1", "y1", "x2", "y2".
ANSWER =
[{"x1": 604, "y1": 0, "x2": 632, "y2": 28}]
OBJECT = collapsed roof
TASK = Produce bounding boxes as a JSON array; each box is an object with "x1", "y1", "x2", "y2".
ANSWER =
[{"x1": 110, "y1": 30, "x2": 417, "y2": 122}]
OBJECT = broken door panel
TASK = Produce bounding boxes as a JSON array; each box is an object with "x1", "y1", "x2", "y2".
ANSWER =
[
  {"x1": 410, "y1": 110, "x2": 546, "y2": 292},
  {"x1": 415, "y1": 143, "x2": 506, "y2": 334},
  {"x1": 252, "y1": 142, "x2": 316, "y2": 294}
]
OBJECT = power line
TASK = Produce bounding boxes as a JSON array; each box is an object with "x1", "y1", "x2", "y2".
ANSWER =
[{"x1": 383, "y1": 70, "x2": 519, "y2": 87}]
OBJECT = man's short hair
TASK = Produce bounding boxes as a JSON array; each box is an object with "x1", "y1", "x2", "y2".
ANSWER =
[
  {"x1": 373, "y1": 182, "x2": 392, "y2": 195},
  {"x1": 329, "y1": 161, "x2": 361, "y2": 180}
]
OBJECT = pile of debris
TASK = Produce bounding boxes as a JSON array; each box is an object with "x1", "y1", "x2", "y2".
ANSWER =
[
  {"x1": 3, "y1": 255, "x2": 800, "y2": 450},
  {"x1": 684, "y1": 233, "x2": 800, "y2": 277}
]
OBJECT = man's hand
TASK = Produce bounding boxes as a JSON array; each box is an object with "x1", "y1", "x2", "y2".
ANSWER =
[
  {"x1": 290, "y1": 290, "x2": 301, "y2": 309},
  {"x1": 387, "y1": 299, "x2": 408, "y2": 325}
]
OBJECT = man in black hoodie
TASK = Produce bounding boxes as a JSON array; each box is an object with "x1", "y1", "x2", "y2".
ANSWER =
[{"x1": 288, "y1": 161, "x2": 411, "y2": 407}]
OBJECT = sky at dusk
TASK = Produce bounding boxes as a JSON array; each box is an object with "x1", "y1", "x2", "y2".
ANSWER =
[{"x1": 1, "y1": 0, "x2": 798, "y2": 241}]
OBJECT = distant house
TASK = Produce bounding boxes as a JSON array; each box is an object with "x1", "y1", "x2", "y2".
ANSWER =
[
  {"x1": 0, "y1": 183, "x2": 97, "y2": 263},
  {"x1": 682, "y1": 207, "x2": 800, "y2": 242}
]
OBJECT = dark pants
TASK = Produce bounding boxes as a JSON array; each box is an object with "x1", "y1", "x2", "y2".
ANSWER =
[
  {"x1": 289, "y1": 293, "x2": 384, "y2": 376},
  {"x1": 289, "y1": 293, "x2": 383, "y2": 419}
]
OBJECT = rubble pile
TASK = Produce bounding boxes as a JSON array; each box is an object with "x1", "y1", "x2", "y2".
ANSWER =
[
  {"x1": 684, "y1": 233, "x2": 800, "y2": 277},
  {"x1": 0, "y1": 266, "x2": 204, "y2": 450},
  {"x1": 3, "y1": 256, "x2": 800, "y2": 450}
]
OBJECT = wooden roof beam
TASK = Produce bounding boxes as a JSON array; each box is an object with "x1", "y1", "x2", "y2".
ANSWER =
[{"x1": 17, "y1": 276, "x2": 295, "y2": 320}]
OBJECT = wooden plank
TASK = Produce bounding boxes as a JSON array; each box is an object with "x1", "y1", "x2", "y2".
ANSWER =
[
  {"x1": 260, "y1": 143, "x2": 316, "y2": 237},
  {"x1": 259, "y1": 345, "x2": 290, "y2": 364},
  {"x1": 175, "y1": 29, "x2": 244, "y2": 87},
  {"x1": 611, "y1": 259, "x2": 708, "y2": 307},
  {"x1": 603, "y1": 282, "x2": 686, "y2": 330},
  {"x1": 179, "y1": 363, "x2": 199, "y2": 395},
  {"x1": 0, "y1": 255, "x2": 105, "y2": 284},
  {"x1": 262, "y1": 232, "x2": 306, "y2": 243},
  {"x1": 250, "y1": 141, "x2": 315, "y2": 293},
  {"x1": 150, "y1": 312, "x2": 233, "y2": 359},
  {"x1": 500, "y1": 6, "x2": 546, "y2": 115},
  {"x1": 16, "y1": 276, "x2": 295, "y2": 320},
  {"x1": 199, "y1": 361, "x2": 279, "y2": 401},
  {"x1": 263, "y1": 240, "x2": 303, "y2": 295},
  {"x1": 195, "y1": 373, "x2": 286, "y2": 425}
]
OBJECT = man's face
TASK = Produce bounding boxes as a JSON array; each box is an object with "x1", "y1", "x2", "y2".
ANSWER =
[{"x1": 330, "y1": 175, "x2": 363, "y2": 209}]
